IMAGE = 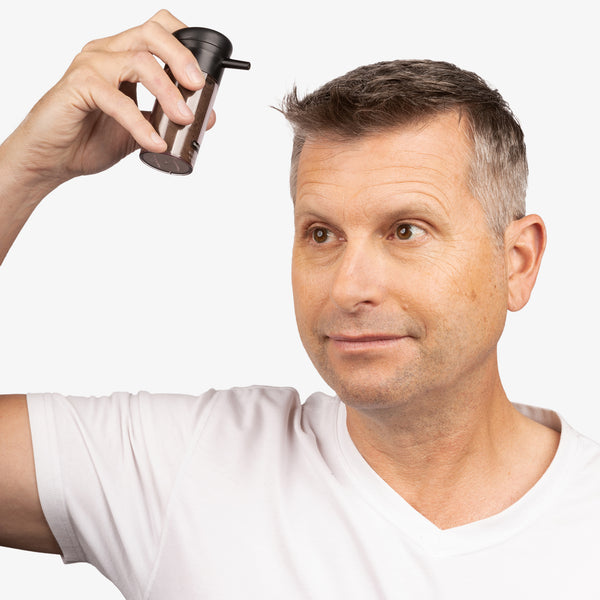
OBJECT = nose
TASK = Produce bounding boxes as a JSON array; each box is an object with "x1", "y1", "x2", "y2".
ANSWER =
[{"x1": 330, "y1": 240, "x2": 385, "y2": 312}]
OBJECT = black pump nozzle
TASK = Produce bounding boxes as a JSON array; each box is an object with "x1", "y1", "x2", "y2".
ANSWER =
[{"x1": 173, "y1": 27, "x2": 251, "y2": 84}]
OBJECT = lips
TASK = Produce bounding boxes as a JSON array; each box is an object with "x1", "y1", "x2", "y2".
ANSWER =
[
  {"x1": 328, "y1": 334, "x2": 402, "y2": 342},
  {"x1": 326, "y1": 333, "x2": 408, "y2": 352}
]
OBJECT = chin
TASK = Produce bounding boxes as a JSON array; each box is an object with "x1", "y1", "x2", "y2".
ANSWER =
[{"x1": 320, "y1": 366, "x2": 425, "y2": 410}]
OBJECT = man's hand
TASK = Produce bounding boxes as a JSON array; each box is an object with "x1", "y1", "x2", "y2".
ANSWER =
[
  {"x1": 3, "y1": 9, "x2": 214, "y2": 188},
  {"x1": 0, "y1": 10, "x2": 216, "y2": 264}
]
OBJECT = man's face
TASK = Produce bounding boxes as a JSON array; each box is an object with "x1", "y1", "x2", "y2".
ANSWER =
[{"x1": 291, "y1": 113, "x2": 509, "y2": 411}]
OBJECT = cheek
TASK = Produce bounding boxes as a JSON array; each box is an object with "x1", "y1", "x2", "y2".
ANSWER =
[
  {"x1": 291, "y1": 257, "x2": 323, "y2": 332},
  {"x1": 446, "y1": 254, "x2": 508, "y2": 341},
  {"x1": 462, "y1": 243, "x2": 507, "y2": 305},
  {"x1": 402, "y1": 247, "x2": 507, "y2": 327}
]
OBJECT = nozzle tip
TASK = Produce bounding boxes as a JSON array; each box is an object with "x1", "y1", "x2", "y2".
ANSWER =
[{"x1": 222, "y1": 58, "x2": 251, "y2": 70}]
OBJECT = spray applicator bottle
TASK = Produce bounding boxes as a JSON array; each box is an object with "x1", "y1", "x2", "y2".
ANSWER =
[{"x1": 140, "y1": 27, "x2": 250, "y2": 175}]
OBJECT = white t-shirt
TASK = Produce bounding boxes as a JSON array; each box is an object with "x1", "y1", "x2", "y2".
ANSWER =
[{"x1": 27, "y1": 387, "x2": 600, "y2": 599}]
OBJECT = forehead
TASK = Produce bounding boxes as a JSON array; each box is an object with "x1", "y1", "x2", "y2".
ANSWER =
[{"x1": 295, "y1": 113, "x2": 475, "y2": 219}]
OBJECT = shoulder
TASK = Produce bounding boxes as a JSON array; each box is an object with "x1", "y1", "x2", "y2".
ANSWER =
[
  {"x1": 203, "y1": 385, "x2": 339, "y2": 432},
  {"x1": 514, "y1": 402, "x2": 600, "y2": 495},
  {"x1": 561, "y1": 420, "x2": 600, "y2": 491},
  {"x1": 28, "y1": 387, "x2": 340, "y2": 436},
  {"x1": 190, "y1": 386, "x2": 342, "y2": 467},
  {"x1": 539, "y1": 407, "x2": 600, "y2": 520}
]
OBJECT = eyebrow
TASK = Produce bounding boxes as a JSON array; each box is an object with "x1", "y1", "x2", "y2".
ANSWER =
[{"x1": 294, "y1": 200, "x2": 449, "y2": 230}]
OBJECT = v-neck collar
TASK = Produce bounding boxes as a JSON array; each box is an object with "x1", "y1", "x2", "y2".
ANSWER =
[{"x1": 334, "y1": 400, "x2": 575, "y2": 556}]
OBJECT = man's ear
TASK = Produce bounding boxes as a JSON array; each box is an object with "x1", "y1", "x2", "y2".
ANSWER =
[{"x1": 504, "y1": 214, "x2": 547, "y2": 312}]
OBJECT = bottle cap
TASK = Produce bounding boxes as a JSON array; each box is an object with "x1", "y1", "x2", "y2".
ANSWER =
[{"x1": 174, "y1": 27, "x2": 250, "y2": 84}]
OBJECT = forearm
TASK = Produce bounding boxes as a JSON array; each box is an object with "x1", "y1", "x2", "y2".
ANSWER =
[{"x1": 0, "y1": 132, "x2": 60, "y2": 265}]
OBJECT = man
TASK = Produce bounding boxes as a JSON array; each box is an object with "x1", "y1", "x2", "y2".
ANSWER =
[{"x1": 1, "y1": 9, "x2": 599, "y2": 599}]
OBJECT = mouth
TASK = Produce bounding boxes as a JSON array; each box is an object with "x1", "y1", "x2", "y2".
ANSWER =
[{"x1": 326, "y1": 333, "x2": 409, "y2": 353}]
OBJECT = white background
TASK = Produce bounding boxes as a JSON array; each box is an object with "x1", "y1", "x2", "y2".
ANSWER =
[{"x1": 1, "y1": 0, "x2": 598, "y2": 597}]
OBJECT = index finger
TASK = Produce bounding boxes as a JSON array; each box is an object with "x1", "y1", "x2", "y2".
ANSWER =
[
  {"x1": 147, "y1": 8, "x2": 188, "y2": 33},
  {"x1": 147, "y1": 10, "x2": 206, "y2": 90},
  {"x1": 93, "y1": 10, "x2": 205, "y2": 91}
]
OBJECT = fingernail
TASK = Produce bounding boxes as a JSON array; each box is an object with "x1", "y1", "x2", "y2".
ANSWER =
[
  {"x1": 178, "y1": 99, "x2": 194, "y2": 119},
  {"x1": 186, "y1": 62, "x2": 205, "y2": 86},
  {"x1": 151, "y1": 132, "x2": 165, "y2": 147}
]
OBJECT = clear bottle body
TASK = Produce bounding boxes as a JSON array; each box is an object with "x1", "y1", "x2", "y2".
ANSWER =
[{"x1": 140, "y1": 70, "x2": 219, "y2": 175}]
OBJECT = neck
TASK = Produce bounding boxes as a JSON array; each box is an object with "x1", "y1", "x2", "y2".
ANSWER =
[{"x1": 344, "y1": 367, "x2": 559, "y2": 529}]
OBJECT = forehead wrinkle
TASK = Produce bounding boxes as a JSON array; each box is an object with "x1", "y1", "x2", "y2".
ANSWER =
[
  {"x1": 360, "y1": 157, "x2": 468, "y2": 216},
  {"x1": 385, "y1": 148, "x2": 467, "y2": 164},
  {"x1": 298, "y1": 146, "x2": 360, "y2": 175},
  {"x1": 295, "y1": 179, "x2": 345, "y2": 208},
  {"x1": 297, "y1": 139, "x2": 470, "y2": 220},
  {"x1": 296, "y1": 178, "x2": 454, "y2": 223},
  {"x1": 364, "y1": 182, "x2": 453, "y2": 219},
  {"x1": 297, "y1": 178, "x2": 343, "y2": 190},
  {"x1": 361, "y1": 160, "x2": 465, "y2": 186}
]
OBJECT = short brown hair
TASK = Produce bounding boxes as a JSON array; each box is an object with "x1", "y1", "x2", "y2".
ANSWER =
[{"x1": 280, "y1": 60, "x2": 527, "y2": 237}]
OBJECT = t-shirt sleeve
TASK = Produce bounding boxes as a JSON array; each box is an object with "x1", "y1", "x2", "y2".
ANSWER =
[{"x1": 26, "y1": 390, "x2": 216, "y2": 599}]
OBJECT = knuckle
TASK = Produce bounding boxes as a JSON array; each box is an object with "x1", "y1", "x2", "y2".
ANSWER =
[
  {"x1": 152, "y1": 8, "x2": 174, "y2": 20},
  {"x1": 81, "y1": 39, "x2": 99, "y2": 54},
  {"x1": 148, "y1": 70, "x2": 167, "y2": 92},
  {"x1": 65, "y1": 57, "x2": 98, "y2": 85},
  {"x1": 140, "y1": 19, "x2": 162, "y2": 38},
  {"x1": 80, "y1": 70, "x2": 103, "y2": 91},
  {"x1": 69, "y1": 48, "x2": 109, "y2": 78},
  {"x1": 158, "y1": 75, "x2": 179, "y2": 100},
  {"x1": 131, "y1": 49, "x2": 154, "y2": 68}
]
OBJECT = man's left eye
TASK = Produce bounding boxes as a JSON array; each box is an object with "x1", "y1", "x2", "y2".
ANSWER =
[
  {"x1": 310, "y1": 227, "x2": 331, "y2": 243},
  {"x1": 395, "y1": 223, "x2": 424, "y2": 240}
]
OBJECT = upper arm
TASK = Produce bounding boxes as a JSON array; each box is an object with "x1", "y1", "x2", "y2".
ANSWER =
[{"x1": 0, "y1": 394, "x2": 60, "y2": 554}]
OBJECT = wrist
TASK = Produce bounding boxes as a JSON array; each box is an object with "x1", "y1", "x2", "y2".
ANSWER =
[
  {"x1": 0, "y1": 132, "x2": 65, "y2": 207},
  {"x1": 0, "y1": 134, "x2": 64, "y2": 265}
]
